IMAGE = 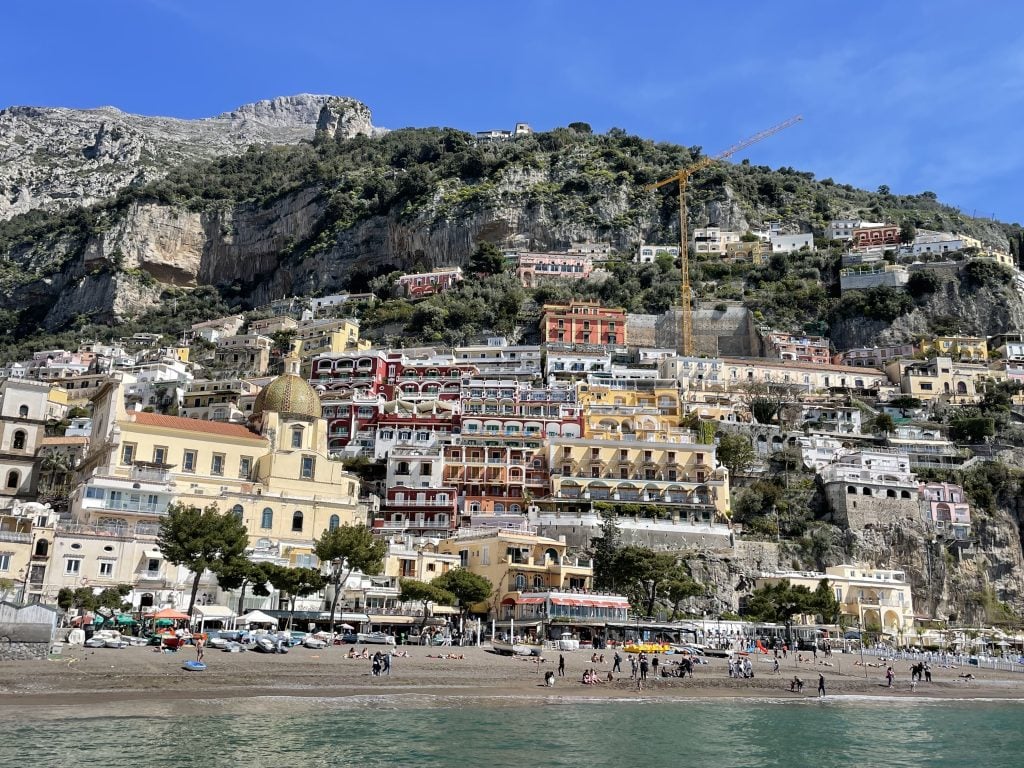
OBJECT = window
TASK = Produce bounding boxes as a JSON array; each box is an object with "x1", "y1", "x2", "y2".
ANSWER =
[
  {"x1": 0, "y1": 552, "x2": 10, "y2": 571},
  {"x1": 147, "y1": 558, "x2": 161, "y2": 572},
  {"x1": 64, "y1": 558, "x2": 82, "y2": 575},
  {"x1": 5, "y1": 470, "x2": 18, "y2": 489},
  {"x1": 18, "y1": 405, "x2": 28, "y2": 417},
  {"x1": 98, "y1": 561, "x2": 115, "y2": 577},
  {"x1": 261, "y1": 507, "x2": 274, "y2": 529},
  {"x1": 292, "y1": 510, "x2": 304, "y2": 532},
  {"x1": 12, "y1": 430, "x2": 26, "y2": 450},
  {"x1": 182, "y1": 450, "x2": 197, "y2": 473},
  {"x1": 152, "y1": 446, "x2": 167, "y2": 465},
  {"x1": 291, "y1": 427, "x2": 304, "y2": 449},
  {"x1": 121, "y1": 443, "x2": 136, "y2": 465},
  {"x1": 34, "y1": 539, "x2": 48, "y2": 558},
  {"x1": 239, "y1": 456, "x2": 252, "y2": 478},
  {"x1": 329, "y1": 514, "x2": 340, "y2": 531},
  {"x1": 301, "y1": 456, "x2": 315, "y2": 479},
  {"x1": 211, "y1": 454, "x2": 225, "y2": 476},
  {"x1": 231, "y1": 504, "x2": 244, "y2": 520}
]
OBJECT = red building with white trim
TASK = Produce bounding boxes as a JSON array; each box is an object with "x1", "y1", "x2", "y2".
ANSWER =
[{"x1": 540, "y1": 301, "x2": 627, "y2": 346}]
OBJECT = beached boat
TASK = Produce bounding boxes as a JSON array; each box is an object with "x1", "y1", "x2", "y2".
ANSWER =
[
  {"x1": 253, "y1": 636, "x2": 288, "y2": 653},
  {"x1": 357, "y1": 631, "x2": 396, "y2": 645},
  {"x1": 491, "y1": 640, "x2": 543, "y2": 656},
  {"x1": 303, "y1": 635, "x2": 329, "y2": 649},
  {"x1": 623, "y1": 642, "x2": 672, "y2": 654},
  {"x1": 556, "y1": 632, "x2": 580, "y2": 651},
  {"x1": 182, "y1": 661, "x2": 207, "y2": 672}
]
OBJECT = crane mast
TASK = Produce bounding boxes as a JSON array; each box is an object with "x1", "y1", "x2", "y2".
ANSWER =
[{"x1": 649, "y1": 115, "x2": 802, "y2": 356}]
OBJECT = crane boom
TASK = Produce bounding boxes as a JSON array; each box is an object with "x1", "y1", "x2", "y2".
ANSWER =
[{"x1": 647, "y1": 115, "x2": 802, "y2": 356}]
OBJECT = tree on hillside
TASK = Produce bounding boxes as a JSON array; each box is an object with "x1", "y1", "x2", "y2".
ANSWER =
[
  {"x1": 399, "y1": 578, "x2": 455, "y2": 631},
  {"x1": 214, "y1": 557, "x2": 272, "y2": 617},
  {"x1": 157, "y1": 503, "x2": 250, "y2": 617},
  {"x1": 314, "y1": 523, "x2": 387, "y2": 636},
  {"x1": 265, "y1": 565, "x2": 325, "y2": 630},
  {"x1": 871, "y1": 413, "x2": 896, "y2": 435},
  {"x1": 468, "y1": 242, "x2": 506, "y2": 275},
  {"x1": 716, "y1": 432, "x2": 756, "y2": 479},
  {"x1": 431, "y1": 569, "x2": 493, "y2": 622},
  {"x1": 900, "y1": 221, "x2": 917, "y2": 244}
]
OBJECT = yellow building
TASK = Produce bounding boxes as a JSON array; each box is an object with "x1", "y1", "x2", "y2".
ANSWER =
[
  {"x1": 756, "y1": 564, "x2": 916, "y2": 637},
  {"x1": 0, "y1": 508, "x2": 35, "y2": 600},
  {"x1": 383, "y1": 539, "x2": 461, "y2": 583},
  {"x1": 438, "y1": 528, "x2": 593, "y2": 615},
  {"x1": 70, "y1": 360, "x2": 366, "y2": 587},
  {"x1": 886, "y1": 356, "x2": 1002, "y2": 401},
  {"x1": 577, "y1": 382, "x2": 681, "y2": 439},
  {"x1": 296, "y1": 319, "x2": 371, "y2": 374},
  {"x1": 546, "y1": 435, "x2": 730, "y2": 519},
  {"x1": 919, "y1": 336, "x2": 988, "y2": 362}
]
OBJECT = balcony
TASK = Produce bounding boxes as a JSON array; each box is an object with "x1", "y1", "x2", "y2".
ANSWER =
[
  {"x1": 375, "y1": 520, "x2": 454, "y2": 531},
  {"x1": 86, "y1": 498, "x2": 167, "y2": 516},
  {"x1": 0, "y1": 529, "x2": 31, "y2": 544},
  {"x1": 385, "y1": 499, "x2": 455, "y2": 508},
  {"x1": 131, "y1": 466, "x2": 172, "y2": 483}
]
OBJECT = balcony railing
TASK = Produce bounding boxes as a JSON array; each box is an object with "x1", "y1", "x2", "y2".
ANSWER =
[
  {"x1": 86, "y1": 499, "x2": 166, "y2": 515},
  {"x1": 384, "y1": 499, "x2": 455, "y2": 508},
  {"x1": 0, "y1": 529, "x2": 32, "y2": 544}
]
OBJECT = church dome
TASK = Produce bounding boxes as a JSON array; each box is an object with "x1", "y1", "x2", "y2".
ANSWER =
[{"x1": 253, "y1": 373, "x2": 322, "y2": 421}]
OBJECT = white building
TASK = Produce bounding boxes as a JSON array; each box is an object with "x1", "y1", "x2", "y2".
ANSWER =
[
  {"x1": 636, "y1": 243, "x2": 680, "y2": 263},
  {"x1": 826, "y1": 219, "x2": 883, "y2": 241},
  {"x1": 840, "y1": 264, "x2": 910, "y2": 292},
  {"x1": 769, "y1": 233, "x2": 814, "y2": 254},
  {"x1": 906, "y1": 230, "x2": 982, "y2": 257}
]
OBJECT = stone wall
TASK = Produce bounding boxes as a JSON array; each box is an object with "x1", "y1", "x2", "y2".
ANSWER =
[
  {"x1": 0, "y1": 622, "x2": 54, "y2": 661},
  {"x1": 825, "y1": 483, "x2": 920, "y2": 530},
  {"x1": 626, "y1": 314, "x2": 658, "y2": 348},
  {"x1": 654, "y1": 305, "x2": 761, "y2": 356},
  {"x1": 0, "y1": 640, "x2": 49, "y2": 661}
]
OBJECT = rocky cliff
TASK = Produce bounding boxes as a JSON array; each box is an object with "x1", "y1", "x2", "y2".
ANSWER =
[{"x1": 0, "y1": 94, "x2": 372, "y2": 219}]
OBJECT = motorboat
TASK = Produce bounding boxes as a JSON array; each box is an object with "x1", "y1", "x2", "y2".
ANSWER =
[
  {"x1": 303, "y1": 635, "x2": 329, "y2": 649},
  {"x1": 253, "y1": 635, "x2": 289, "y2": 654},
  {"x1": 221, "y1": 641, "x2": 246, "y2": 653},
  {"x1": 357, "y1": 631, "x2": 396, "y2": 645},
  {"x1": 85, "y1": 630, "x2": 130, "y2": 649}
]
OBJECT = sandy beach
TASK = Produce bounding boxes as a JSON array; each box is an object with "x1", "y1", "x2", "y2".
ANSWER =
[{"x1": 1, "y1": 645, "x2": 1022, "y2": 708}]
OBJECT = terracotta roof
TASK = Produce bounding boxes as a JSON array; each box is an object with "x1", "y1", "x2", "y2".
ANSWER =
[
  {"x1": 129, "y1": 412, "x2": 266, "y2": 441},
  {"x1": 40, "y1": 436, "x2": 89, "y2": 446}
]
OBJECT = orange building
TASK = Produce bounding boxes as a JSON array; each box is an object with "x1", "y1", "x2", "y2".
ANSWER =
[{"x1": 540, "y1": 301, "x2": 627, "y2": 346}]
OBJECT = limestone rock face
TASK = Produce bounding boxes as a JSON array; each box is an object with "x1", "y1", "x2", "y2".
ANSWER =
[{"x1": 0, "y1": 94, "x2": 372, "y2": 219}]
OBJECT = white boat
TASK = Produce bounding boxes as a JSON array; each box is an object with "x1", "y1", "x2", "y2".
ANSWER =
[
  {"x1": 357, "y1": 631, "x2": 396, "y2": 645},
  {"x1": 491, "y1": 640, "x2": 542, "y2": 656},
  {"x1": 85, "y1": 630, "x2": 130, "y2": 649},
  {"x1": 303, "y1": 635, "x2": 328, "y2": 649}
]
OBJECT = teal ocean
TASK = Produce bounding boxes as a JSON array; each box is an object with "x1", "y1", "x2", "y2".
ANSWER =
[{"x1": 4, "y1": 696, "x2": 1022, "y2": 767}]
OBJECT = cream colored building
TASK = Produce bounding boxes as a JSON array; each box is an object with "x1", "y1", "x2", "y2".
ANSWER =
[
  {"x1": 60, "y1": 362, "x2": 367, "y2": 610},
  {"x1": 0, "y1": 380, "x2": 63, "y2": 510},
  {"x1": 546, "y1": 434, "x2": 730, "y2": 519},
  {"x1": 438, "y1": 527, "x2": 593, "y2": 614},
  {"x1": 885, "y1": 356, "x2": 1001, "y2": 401},
  {"x1": 757, "y1": 564, "x2": 916, "y2": 636},
  {"x1": 918, "y1": 336, "x2": 988, "y2": 362},
  {"x1": 383, "y1": 538, "x2": 461, "y2": 583}
]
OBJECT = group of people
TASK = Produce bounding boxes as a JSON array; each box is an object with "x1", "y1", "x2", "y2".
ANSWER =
[
  {"x1": 728, "y1": 656, "x2": 754, "y2": 679},
  {"x1": 370, "y1": 651, "x2": 391, "y2": 677},
  {"x1": 789, "y1": 674, "x2": 827, "y2": 696}
]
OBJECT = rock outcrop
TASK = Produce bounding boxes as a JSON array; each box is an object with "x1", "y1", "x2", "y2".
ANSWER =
[{"x1": 0, "y1": 94, "x2": 372, "y2": 219}]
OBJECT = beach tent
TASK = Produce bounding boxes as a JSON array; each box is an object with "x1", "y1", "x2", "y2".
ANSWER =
[
  {"x1": 236, "y1": 610, "x2": 278, "y2": 628},
  {"x1": 146, "y1": 608, "x2": 191, "y2": 621},
  {"x1": 194, "y1": 605, "x2": 236, "y2": 631}
]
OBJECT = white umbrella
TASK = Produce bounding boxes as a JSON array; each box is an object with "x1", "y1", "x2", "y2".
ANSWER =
[{"x1": 339, "y1": 623, "x2": 354, "y2": 630}]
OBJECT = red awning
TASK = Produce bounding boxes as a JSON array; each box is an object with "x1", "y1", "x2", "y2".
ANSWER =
[{"x1": 517, "y1": 597, "x2": 545, "y2": 605}]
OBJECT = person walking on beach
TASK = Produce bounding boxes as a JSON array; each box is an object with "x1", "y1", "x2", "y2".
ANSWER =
[
  {"x1": 613, "y1": 651, "x2": 622, "y2": 673},
  {"x1": 558, "y1": 654, "x2": 565, "y2": 677},
  {"x1": 630, "y1": 655, "x2": 638, "y2": 680},
  {"x1": 651, "y1": 656, "x2": 659, "y2": 677},
  {"x1": 818, "y1": 673, "x2": 826, "y2": 697},
  {"x1": 773, "y1": 657, "x2": 780, "y2": 675},
  {"x1": 195, "y1": 636, "x2": 204, "y2": 663},
  {"x1": 383, "y1": 652, "x2": 391, "y2": 677},
  {"x1": 639, "y1": 656, "x2": 649, "y2": 682},
  {"x1": 886, "y1": 666, "x2": 894, "y2": 688}
]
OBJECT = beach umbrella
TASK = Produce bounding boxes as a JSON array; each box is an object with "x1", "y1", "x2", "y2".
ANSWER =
[
  {"x1": 339, "y1": 623, "x2": 354, "y2": 630},
  {"x1": 146, "y1": 608, "x2": 191, "y2": 621},
  {"x1": 115, "y1": 615, "x2": 137, "y2": 625}
]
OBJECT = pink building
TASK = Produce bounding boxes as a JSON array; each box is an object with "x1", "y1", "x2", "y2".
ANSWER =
[
  {"x1": 516, "y1": 253, "x2": 594, "y2": 288},
  {"x1": 398, "y1": 267, "x2": 463, "y2": 299},
  {"x1": 765, "y1": 333, "x2": 831, "y2": 366},
  {"x1": 920, "y1": 482, "x2": 971, "y2": 539}
]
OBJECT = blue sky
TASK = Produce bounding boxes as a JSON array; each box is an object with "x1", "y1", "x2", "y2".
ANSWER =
[{"x1": 4, "y1": 1, "x2": 1022, "y2": 224}]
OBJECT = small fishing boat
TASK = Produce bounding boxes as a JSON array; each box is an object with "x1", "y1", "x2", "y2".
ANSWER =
[{"x1": 491, "y1": 639, "x2": 543, "y2": 656}]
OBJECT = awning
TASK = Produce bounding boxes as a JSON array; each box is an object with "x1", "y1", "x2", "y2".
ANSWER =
[
  {"x1": 550, "y1": 596, "x2": 629, "y2": 609},
  {"x1": 516, "y1": 597, "x2": 545, "y2": 605},
  {"x1": 236, "y1": 610, "x2": 278, "y2": 627},
  {"x1": 143, "y1": 549, "x2": 163, "y2": 560},
  {"x1": 195, "y1": 605, "x2": 236, "y2": 620},
  {"x1": 369, "y1": 615, "x2": 416, "y2": 625}
]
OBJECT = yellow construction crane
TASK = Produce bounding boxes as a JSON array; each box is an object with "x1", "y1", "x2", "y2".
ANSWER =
[{"x1": 648, "y1": 115, "x2": 803, "y2": 356}]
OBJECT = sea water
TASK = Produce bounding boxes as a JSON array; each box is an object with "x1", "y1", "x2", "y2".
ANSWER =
[{"x1": 3, "y1": 696, "x2": 1022, "y2": 767}]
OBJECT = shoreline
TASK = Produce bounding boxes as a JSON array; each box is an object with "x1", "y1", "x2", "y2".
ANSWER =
[{"x1": 3, "y1": 645, "x2": 1022, "y2": 710}]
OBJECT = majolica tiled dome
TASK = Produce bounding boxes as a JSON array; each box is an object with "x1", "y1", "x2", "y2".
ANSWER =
[{"x1": 253, "y1": 373, "x2": 322, "y2": 421}]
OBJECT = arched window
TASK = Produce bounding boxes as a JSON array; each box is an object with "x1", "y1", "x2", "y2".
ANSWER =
[
  {"x1": 231, "y1": 504, "x2": 244, "y2": 520},
  {"x1": 291, "y1": 427, "x2": 304, "y2": 449},
  {"x1": 514, "y1": 574, "x2": 527, "y2": 591},
  {"x1": 533, "y1": 575, "x2": 544, "y2": 589},
  {"x1": 329, "y1": 514, "x2": 340, "y2": 531},
  {"x1": 18, "y1": 405, "x2": 28, "y2": 418},
  {"x1": 139, "y1": 593, "x2": 154, "y2": 609},
  {"x1": 886, "y1": 489, "x2": 896, "y2": 498},
  {"x1": 847, "y1": 486, "x2": 857, "y2": 494},
  {"x1": 12, "y1": 430, "x2": 26, "y2": 450},
  {"x1": 261, "y1": 508, "x2": 273, "y2": 529},
  {"x1": 862, "y1": 488, "x2": 872, "y2": 496},
  {"x1": 900, "y1": 490, "x2": 911, "y2": 499},
  {"x1": 292, "y1": 510, "x2": 304, "y2": 532},
  {"x1": 6, "y1": 470, "x2": 18, "y2": 489},
  {"x1": 34, "y1": 539, "x2": 48, "y2": 558}
]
